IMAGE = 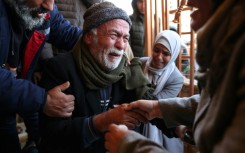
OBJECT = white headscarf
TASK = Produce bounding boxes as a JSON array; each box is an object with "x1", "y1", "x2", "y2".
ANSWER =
[{"x1": 143, "y1": 30, "x2": 181, "y2": 95}]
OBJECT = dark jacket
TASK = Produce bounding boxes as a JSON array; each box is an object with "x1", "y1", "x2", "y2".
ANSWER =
[
  {"x1": 0, "y1": 0, "x2": 82, "y2": 79},
  {"x1": 0, "y1": 69, "x2": 45, "y2": 115},
  {"x1": 129, "y1": 0, "x2": 145, "y2": 57},
  {"x1": 0, "y1": 69, "x2": 46, "y2": 153},
  {"x1": 0, "y1": 1, "x2": 82, "y2": 152},
  {"x1": 39, "y1": 53, "x2": 139, "y2": 153}
]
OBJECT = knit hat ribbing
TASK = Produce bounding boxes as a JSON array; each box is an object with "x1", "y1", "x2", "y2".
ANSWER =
[{"x1": 83, "y1": 2, "x2": 132, "y2": 33}]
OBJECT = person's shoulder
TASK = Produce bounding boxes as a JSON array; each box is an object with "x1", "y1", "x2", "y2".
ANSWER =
[
  {"x1": 129, "y1": 13, "x2": 137, "y2": 21},
  {"x1": 45, "y1": 52, "x2": 73, "y2": 66},
  {"x1": 171, "y1": 67, "x2": 184, "y2": 80},
  {"x1": 174, "y1": 66, "x2": 183, "y2": 75},
  {"x1": 139, "y1": 57, "x2": 149, "y2": 63}
]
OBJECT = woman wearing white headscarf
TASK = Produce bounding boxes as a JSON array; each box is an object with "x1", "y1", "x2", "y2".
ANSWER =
[
  {"x1": 141, "y1": 30, "x2": 184, "y2": 98},
  {"x1": 140, "y1": 30, "x2": 184, "y2": 153}
]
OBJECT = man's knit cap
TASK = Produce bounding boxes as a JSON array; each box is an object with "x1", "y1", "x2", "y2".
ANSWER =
[{"x1": 83, "y1": 1, "x2": 132, "y2": 33}]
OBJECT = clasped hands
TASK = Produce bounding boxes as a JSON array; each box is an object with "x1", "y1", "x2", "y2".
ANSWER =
[
  {"x1": 103, "y1": 100, "x2": 161, "y2": 153},
  {"x1": 93, "y1": 100, "x2": 161, "y2": 133}
]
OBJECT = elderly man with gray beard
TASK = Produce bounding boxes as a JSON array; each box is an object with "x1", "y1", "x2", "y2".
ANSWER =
[{"x1": 38, "y1": 2, "x2": 155, "y2": 153}]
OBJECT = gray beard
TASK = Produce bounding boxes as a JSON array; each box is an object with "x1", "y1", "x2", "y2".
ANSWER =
[{"x1": 5, "y1": 0, "x2": 46, "y2": 30}]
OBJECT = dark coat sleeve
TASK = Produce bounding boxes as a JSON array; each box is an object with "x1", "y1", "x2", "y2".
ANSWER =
[{"x1": 0, "y1": 69, "x2": 46, "y2": 114}]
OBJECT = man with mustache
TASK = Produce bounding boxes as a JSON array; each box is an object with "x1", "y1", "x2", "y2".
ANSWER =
[
  {"x1": 104, "y1": 0, "x2": 245, "y2": 152},
  {"x1": 0, "y1": 0, "x2": 82, "y2": 152},
  {"x1": 38, "y1": 2, "x2": 154, "y2": 153}
]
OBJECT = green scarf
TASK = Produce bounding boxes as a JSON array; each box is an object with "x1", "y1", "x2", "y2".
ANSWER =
[{"x1": 72, "y1": 39, "x2": 154, "y2": 99}]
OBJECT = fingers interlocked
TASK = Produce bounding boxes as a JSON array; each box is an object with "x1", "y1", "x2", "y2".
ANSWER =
[{"x1": 107, "y1": 104, "x2": 148, "y2": 129}]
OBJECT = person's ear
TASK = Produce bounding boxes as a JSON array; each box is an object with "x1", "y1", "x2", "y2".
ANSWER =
[{"x1": 84, "y1": 32, "x2": 93, "y2": 44}]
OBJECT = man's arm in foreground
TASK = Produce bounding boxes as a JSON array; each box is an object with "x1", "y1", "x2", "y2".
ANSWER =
[
  {"x1": 126, "y1": 94, "x2": 200, "y2": 127},
  {"x1": 159, "y1": 95, "x2": 199, "y2": 127},
  {"x1": 0, "y1": 69, "x2": 74, "y2": 117},
  {"x1": 105, "y1": 124, "x2": 169, "y2": 153}
]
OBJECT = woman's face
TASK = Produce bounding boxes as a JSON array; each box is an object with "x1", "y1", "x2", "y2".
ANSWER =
[
  {"x1": 151, "y1": 43, "x2": 171, "y2": 69},
  {"x1": 187, "y1": 0, "x2": 215, "y2": 31}
]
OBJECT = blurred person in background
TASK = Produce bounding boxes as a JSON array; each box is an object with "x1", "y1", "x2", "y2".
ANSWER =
[{"x1": 129, "y1": 0, "x2": 146, "y2": 57}]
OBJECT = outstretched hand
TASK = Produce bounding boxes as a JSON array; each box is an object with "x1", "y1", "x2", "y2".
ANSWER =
[
  {"x1": 43, "y1": 81, "x2": 75, "y2": 117},
  {"x1": 125, "y1": 100, "x2": 163, "y2": 120},
  {"x1": 93, "y1": 104, "x2": 148, "y2": 132}
]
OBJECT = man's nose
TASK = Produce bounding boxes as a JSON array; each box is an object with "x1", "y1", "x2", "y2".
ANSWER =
[{"x1": 115, "y1": 38, "x2": 127, "y2": 51}]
